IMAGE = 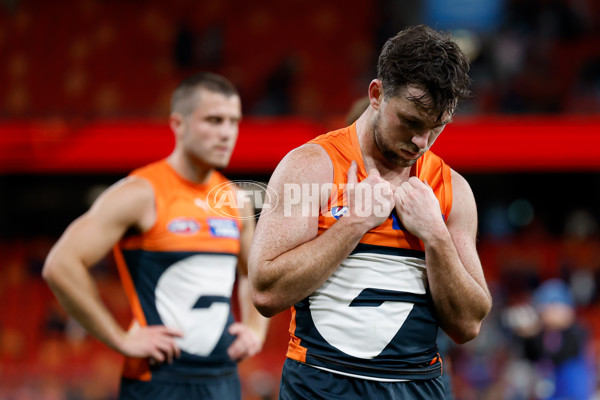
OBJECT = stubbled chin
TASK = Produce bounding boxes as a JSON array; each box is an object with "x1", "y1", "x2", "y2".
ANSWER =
[
  {"x1": 382, "y1": 151, "x2": 420, "y2": 168},
  {"x1": 397, "y1": 159, "x2": 418, "y2": 168},
  {"x1": 212, "y1": 156, "x2": 231, "y2": 169}
]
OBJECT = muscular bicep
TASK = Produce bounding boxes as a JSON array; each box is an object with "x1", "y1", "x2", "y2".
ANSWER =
[
  {"x1": 250, "y1": 144, "x2": 333, "y2": 265},
  {"x1": 47, "y1": 177, "x2": 155, "y2": 270},
  {"x1": 446, "y1": 170, "x2": 489, "y2": 292}
]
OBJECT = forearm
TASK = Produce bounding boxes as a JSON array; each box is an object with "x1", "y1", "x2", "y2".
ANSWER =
[
  {"x1": 43, "y1": 258, "x2": 126, "y2": 353},
  {"x1": 424, "y1": 230, "x2": 491, "y2": 343},
  {"x1": 251, "y1": 218, "x2": 367, "y2": 317}
]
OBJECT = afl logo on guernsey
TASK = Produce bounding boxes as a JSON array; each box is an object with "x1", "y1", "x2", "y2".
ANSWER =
[
  {"x1": 331, "y1": 206, "x2": 348, "y2": 220},
  {"x1": 167, "y1": 217, "x2": 200, "y2": 235}
]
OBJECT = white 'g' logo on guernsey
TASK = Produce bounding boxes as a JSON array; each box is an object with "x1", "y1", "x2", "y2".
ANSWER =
[
  {"x1": 309, "y1": 253, "x2": 427, "y2": 359},
  {"x1": 155, "y1": 254, "x2": 237, "y2": 356}
]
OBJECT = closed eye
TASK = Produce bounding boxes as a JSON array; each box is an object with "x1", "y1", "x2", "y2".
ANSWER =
[
  {"x1": 206, "y1": 116, "x2": 224, "y2": 124},
  {"x1": 403, "y1": 118, "x2": 422, "y2": 129}
]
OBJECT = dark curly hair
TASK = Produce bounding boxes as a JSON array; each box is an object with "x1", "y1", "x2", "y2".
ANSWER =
[{"x1": 377, "y1": 25, "x2": 471, "y2": 122}]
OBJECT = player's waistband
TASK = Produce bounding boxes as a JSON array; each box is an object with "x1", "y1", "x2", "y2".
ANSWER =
[
  {"x1": 139, "y1": 365, "x2": 239, "y2": 383},
  {"x1": 308, "y1": 364, "x2": 410, "y2": 382},
  {"x1": 300, "y1": 353, "x2": 443, "y2": 381}
]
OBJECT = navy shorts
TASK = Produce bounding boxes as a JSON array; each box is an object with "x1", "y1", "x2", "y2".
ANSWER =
[
  {"x1": 279, "y1": 359, "x2": 446, "y2": 400},
  {"x1": 118, "y1": 371, "x2": 241, "y2": 400}
]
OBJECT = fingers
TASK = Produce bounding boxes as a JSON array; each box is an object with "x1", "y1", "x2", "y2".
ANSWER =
[
  {"x1": 158, "y1": 335, "x2": 179, "y2": 364},
  {"x1": 227, "y1": 338, "x2": 246, "y2": 361},
  {"x1": 394, "y1": 185, "x2": 407, "y2": 205},
  {"x1": 367, "y1": 168, "x2": 380, "y2": 180},
  {"x1": 227, "y1": 323, "x2": 262, "y2": 362},
  {"x1": 407, "y1": 176, "x2": 424, "y2": 189},
  {"x1": 346, "y1": 162, "x2": 382, "y2": 185},
  {"x1": 379, "y1": 178, "x2": 393, "y2": 198},
  {"x1": 149, "y1": 348, "x2": 165, "y2": 364},
  {"x1": 159, "y1": 327, "x2": 181, "y2": 364},
  {"x1": 164, "y1": 326, "x2": 185, "y2": 338},
  {"x1": 228, "y1": 322, "x2": 244, "y2": 335},
  {"x1": 394, "y1": 179, "x2": 424, "y2": 212},
  {"x1": 396, "y1": 177, "x2": 428, "y2": 198},
  {"x1": 149, "y1": 339, "x2": 177, "y2": 364},
  {"x1": 138, "y1": 325, "x2": 182, "y2": 365},
  {"x1": 173, "y1": 341, "x2": 181, "y2": 359},
  {"x1": 407, "y1": 177, "x2": 434, "y2": 194},
  {"x1": 346, "y1": 161, "x2": 358, "y2": 185},
  {"x1": 227, "y1": 323, "x2": 248, "y2": 361}
]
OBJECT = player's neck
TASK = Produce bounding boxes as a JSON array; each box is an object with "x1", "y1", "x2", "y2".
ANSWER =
[
  {"x1": 363, "y1": 151, "x2": 413, "y2": 184},
  {"x1": 167, "y1": 153, "x2": 213, "y2": 185}
]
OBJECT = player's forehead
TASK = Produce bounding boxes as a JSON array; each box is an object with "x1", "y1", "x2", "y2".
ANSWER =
[
  {"x1": 190, "y1": 88, "x2": 241, "y2": 117},
  {"x1": 387, "y1": 85, "x2": 453, "y2": 124}
]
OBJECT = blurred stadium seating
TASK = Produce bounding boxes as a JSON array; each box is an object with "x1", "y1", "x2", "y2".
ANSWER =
[{"x1": 1, "y1": 0, "x2": 600, "y2": 398}]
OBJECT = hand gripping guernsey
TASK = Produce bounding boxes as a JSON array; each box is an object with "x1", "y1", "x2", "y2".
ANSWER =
[
  {"x1": 113, "y1": 160, "x2": 243, "y2": 382},
  {"x1": 287, "y1": 123, "x2": 452, "y2": 381}
]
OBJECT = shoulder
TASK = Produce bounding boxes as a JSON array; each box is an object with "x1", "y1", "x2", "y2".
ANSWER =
[
  {"x1": 88, "y1": 176, "x2": 156, "y2": 227},
  {"x1": 129, "y1": 159, "x2": 174, "y2": 192},
  {"x1": 271, "y1": 143, "x2": 333, "y2": 186},
  {"x1": 283, "y1": 142, "x2": 332, "y2": 163},
  {"x1": 448, "y1": 169, "x2": 477, "y2": 225},
  {"x1": 130, "y1": 159, "x2": 167, "y2": 177},
  {"x1": 310, "y1": 125, "x2": 352, "y2": 143},
  {"x1": 105, "y1": 176, "x2": 155, "y2": 204},
  {"x1": 450, "y1": 170, "x2": 473, "y2": 200}
]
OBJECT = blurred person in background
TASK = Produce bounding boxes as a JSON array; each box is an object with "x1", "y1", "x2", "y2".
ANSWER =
[
  {"x1": 42, "y1": 72, "x2": 269, "y2": 400},
  {"x1": 344, "y1": 96, "x2": 371, "y2": 125},
  {"x1": 249, "y1": 25, "x2": 491, "y2": 399},
  {"x1": 511, "y1": 278, "x2": 595, "y2": 400}
]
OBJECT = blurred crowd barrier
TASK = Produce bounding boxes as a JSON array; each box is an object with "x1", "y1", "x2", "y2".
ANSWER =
[{"x1": 2, "y1": 116, "x2": 600, "y2": 174}]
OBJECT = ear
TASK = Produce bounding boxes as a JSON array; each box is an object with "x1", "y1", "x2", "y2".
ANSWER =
[
  {"x1": 169, "y1": 112, "x2": 185, "y2": 137},
  {"x1": 368, "y1": 79, "x2": 384, "y2": 110}
]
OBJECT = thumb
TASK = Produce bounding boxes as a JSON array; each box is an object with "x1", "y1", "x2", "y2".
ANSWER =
[
  {"x1": 367, "y1": 169, "x2": 380, "y2": 180},
  {"x1": 346, "y1": 161, "x2": 358, "y2": 185},
  {"x1": 423, "y1": 179, "x2": 433, "y2": 191},
  {"x1": 228, "y1": 322, "x2": 244, "y2": 336}
]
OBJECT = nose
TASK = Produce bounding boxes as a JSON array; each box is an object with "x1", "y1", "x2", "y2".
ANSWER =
[
  {"x1": 219, "y1": 121, "x2": 238, "y2": 140},
  {"x1": 411, "y1": 130, "x2": 430, "y2": 151}
]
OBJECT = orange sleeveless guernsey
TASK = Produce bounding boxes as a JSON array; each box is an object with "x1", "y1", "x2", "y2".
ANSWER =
[
  {"x1": 113, "y1": 160, "x2": 242, "y2": 382},
  {"x1": 286, "y1": 122, "x2": 452, "y2": 381}
]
